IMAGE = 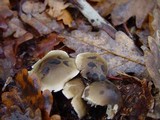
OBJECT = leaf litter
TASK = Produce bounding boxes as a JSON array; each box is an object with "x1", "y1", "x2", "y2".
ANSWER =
[{"x1": 0, "y1": 0, "x2": 160, "y2": 119}]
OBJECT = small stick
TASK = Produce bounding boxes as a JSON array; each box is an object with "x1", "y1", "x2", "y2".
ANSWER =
[
  {"x1": 2, "y1": 76, "x2": 13, "y2": 91},
  {"x1": 69, "y1": 0, "x2": 117, "y2": 39}
]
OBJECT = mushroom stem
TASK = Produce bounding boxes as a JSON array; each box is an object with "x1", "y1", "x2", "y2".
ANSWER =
[{"x1": 69, "y1": 0, "x2": 116, "y2": 38}]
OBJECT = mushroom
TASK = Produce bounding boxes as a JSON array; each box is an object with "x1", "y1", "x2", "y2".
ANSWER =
[
  {"x1": 62, "y1": 78, "x2": 87, "y2": 118},
  {"x1": 82, "y1": 81, "x2": 122, "y2": 119},
  {"x1": 75, "y1": 52, "x2": 107, "y2": 82},
  {"x1": 30, "y1": 50, "x2": 79, "y2": 92}
]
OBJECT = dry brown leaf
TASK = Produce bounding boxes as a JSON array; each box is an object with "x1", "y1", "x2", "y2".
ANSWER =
[
  {"x1": 46, "y1": 0, "x2": 73, "y2": 27},
  {"x1": 111, "y1": 0, "x2": 156, "y2": 28},
  {"x1": 1, "y1": 106, "x2": 42, "y2": 120},
  {"x1": 0, "y1": 0, "x2": 13, "y2": 32},
  {"x1": 57, "y1": 10, "x2": 73, "y2": 27},
  {"x1": 15, "y1": 69, "x2": 53, "y2": 119},
  {"x1": 143, "y1": 31, "x2": 160, "y2": 89},
  {"x1": 15, "y1": 69, "x2": 42, "y2": 106},
  {"x1": 94, "y1": 0, "x2": 116, "y2": 17},
  {"x1": 0, "y1": 58, "x2": 14, "y2": 81},
  {"x1": 22, "y1": 0, "x2": 46, "y2": 14},
  {"x1": 33, "y1": 33, "x2": 64, "y2": 58},
  {"x1": 114, "y1": 74, "x2": 153, "y2": 119},
  {"x1": 1, "y1": 88, "x2": 27, "y2": 109},
  {"x1": 0, "y1": 1, "x2": 32, "y2": 38},
  {"x1": 46, "y1": 0, "x2": 70, "y2": 18},
  {"x1": 149, "y1": 7, "x2": 160, "y2": 35},
  {"x1": 143, "y1": 30, "x2": 160, "y2": 119},
  {"x1": 3, "y1": 16, "x2": 32, "y2": 38},
  {"x1": 0, "y1": 0, "x2": 10, "y2": 8},
  {"x1": 20, "y1": 1, "x2": 64, "y2": 36},
  {"x1": 63, "y1": 30, "x2": 145, "y2": 76}
]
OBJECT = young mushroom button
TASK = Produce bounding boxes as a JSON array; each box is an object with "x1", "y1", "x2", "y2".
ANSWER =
[
  {"x1": 30, "y1": 50, "x2": 79, "y2": 92},
  {"x1": 75, "y1": 52, "x2": 108, "y2": 82}
]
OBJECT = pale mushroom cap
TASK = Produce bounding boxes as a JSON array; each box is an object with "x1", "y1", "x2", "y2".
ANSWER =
[
  {"x1": 30, "y1": 50, "x2": 79, "y2": 92},
  {"x1": 75, "y1": 52, "x2": 107, "y2": 81},
  {"x1": 62, "y1": 78, "x2": 85, "y2": 99},
  {"x1": 82, "y1": 81, "x2": 122, "y2": 106},
  {"x1": 62, "y1": 78, "x2": 87, "y2": 118}
]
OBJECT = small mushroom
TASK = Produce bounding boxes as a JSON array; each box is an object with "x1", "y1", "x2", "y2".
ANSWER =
[
  {"x1": 30, "y1": 50, "x2": 79, "y2": 92},
  {"x1": 62, "y1": 78, "x2": 85, "y2": 98},
  {"x1": 75, "y1": 52, "x2": 107, "y2": 82},
  {"x1": 82, "y1": 81, "x2": 122, "y2": 119},
  {"x1": 62, "y1": 78, "x2": 87, "y2": 118}
]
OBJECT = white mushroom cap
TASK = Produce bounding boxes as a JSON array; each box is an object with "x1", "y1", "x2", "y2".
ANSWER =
[
  {"x1": 62, "y1": 78, "x2": 87, "y2": 118},
  {"x1": 30, "y1": 50, "x2": 79, "y2": 92},
  {"x1": 75, "y1": 52, "x2": 107, "y2": 81},
  {"x1": 82, "y1": 81, "x2": 122, "y2": 106},
  {"x1": 82, "y1": 81, "x2": 122, "y2": 119},
  {"x1": 62, "y1": 78, "x2": 85, "y2": 99}
]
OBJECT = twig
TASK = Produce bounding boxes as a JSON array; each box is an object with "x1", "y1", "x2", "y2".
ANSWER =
[{"x1": 69, "y1": 0, "x2": 117, "y2": 39}]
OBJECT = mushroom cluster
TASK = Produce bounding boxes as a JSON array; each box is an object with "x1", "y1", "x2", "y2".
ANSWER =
[{"x1": 30, "y1": 50, "x2": 122, "y2": 119}]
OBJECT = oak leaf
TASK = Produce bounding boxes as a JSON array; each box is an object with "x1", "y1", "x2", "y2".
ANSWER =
[
  {"x1": 63, "y1": 30, "x2": 145, "y2": 76},
  {"x1": 15, "y1": 69, "x2": 53, "y2": 118},
  {"x1": 20, "y1": 1, "x2": 64, "y2": 36},
  {"x1": 111, "y1": 0, "x2": 156, "y2": 28}
]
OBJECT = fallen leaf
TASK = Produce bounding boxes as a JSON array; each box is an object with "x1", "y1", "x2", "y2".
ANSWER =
[
  {"x1": 143, "y1": 30, "x2": 160, "y2": 119},
  {"x1": 33, "y1": 33, "x2": 64, "y2": 58},
  {"x1": 0, "y1": 0, "x2": 13, "y2": 31},
  {"x1": 143, "y1": 31, "x2": 160, "y2": 89},
  {"x1": 114, "y1": 74, "x2": 153, "y2": 119},
  {"x1": 46, "y1": 0, "x2": 70, "y2": 18},
  {"x1": 0, "y1": 0, "x2": 10, "y2": 8},
  {"x1": 111, "y1": 0, "x2": 156, "y2": 28},
  {"x1": 3, "y1": 16, "x2": 33, "y2": 38},
  {"x1": 0, "y1": 33, "x2": 33, "y2": 81},
  {"x1": 20, "y1": 0, "x2": 64, "y2": 36},
  {"x1": 1, "y1": 106, "x2": 42, "y2": 120},
  {"x1": 0, "y1": 58, "x2": 14, "y2": 81},
  {"x1": 94, "y1": 0, "x2": 116, "y2": 17},
  {"x1": 149, "y1": 7, "x2": 160, "y2": 35},
  {"x1": 1, "y1": 88, "x2": 27, "y2": 109},
  {"x1": 15, "y1": 69, "x2": 53, "y2": 118},
  {"x1": 63, "y1": 30, "x2": 145, "y2": 76},
  {"x1": 21, "y1": 0, "x2": 46, "y2": 15},
  {"x1": 15, "y1": 69, "x2": 42, "y2": 106},
  {"x1": 57, "y1": 10, "x2": 73, "y2": 27}
]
